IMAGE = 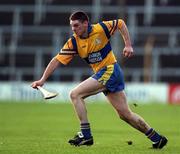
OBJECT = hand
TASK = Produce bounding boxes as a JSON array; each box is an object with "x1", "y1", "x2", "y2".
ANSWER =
[
  {"x1": 31, "y1": 80, "x2": 44, "y2": 89},
  {"x1": 123, "y1": 46, "x2": 134, "y2": 58}
]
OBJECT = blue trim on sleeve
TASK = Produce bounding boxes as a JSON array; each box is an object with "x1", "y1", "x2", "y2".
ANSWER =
[
  {"x1": 109, "y1": 20, "x2": 115, "y2": 34},
  {"x1": 113, "y1": 19, "x2": 118, "y2": 33}
]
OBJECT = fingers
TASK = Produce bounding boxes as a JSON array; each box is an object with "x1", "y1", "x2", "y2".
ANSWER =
[
  {"x1": 123, "y1": 47, "x2": 134, "y2": 58},
  {"x1": 123, "y1": 50, "x2": 133, "y2": 58},
  {"x1": 31, "y1": 82, "x2": 38, "y2": 89},
  {"x1": 31, "y1": 80, "x2": 44, "y2": 89}
]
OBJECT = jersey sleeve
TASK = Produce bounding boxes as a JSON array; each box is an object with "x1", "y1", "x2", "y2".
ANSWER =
[
  {"x1": 55, "y1": 37, "x2": 77, "y2": 65},
  {"x1": 103, "y1": 19, "x2": 124, "y2": 36}
]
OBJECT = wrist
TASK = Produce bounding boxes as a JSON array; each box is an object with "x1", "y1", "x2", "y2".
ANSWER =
[
  {"x1": 125, "y1": 42, "x2": 132, "y2": 47},
  {"x1": 40, "y1": 78, "x2": 46, "y2": 83}
]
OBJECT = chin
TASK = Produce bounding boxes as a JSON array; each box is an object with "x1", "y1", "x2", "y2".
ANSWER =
[{"x1": 75, "y1": 32, "x2": 80, "y2": 36}]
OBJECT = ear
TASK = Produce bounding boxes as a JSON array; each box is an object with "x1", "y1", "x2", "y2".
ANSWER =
[{"x1": 83, "y1": 21, "x2": 88, "y2": 26}]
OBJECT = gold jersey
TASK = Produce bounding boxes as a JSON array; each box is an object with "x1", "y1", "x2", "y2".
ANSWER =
[{"x1": 55, "y1": 19, "x2": 123, "y2": 73}]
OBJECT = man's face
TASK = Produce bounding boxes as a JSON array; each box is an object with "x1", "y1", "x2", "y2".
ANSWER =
[{"x1": 70, "y1": 20, "x2": 88, "y2": 37}]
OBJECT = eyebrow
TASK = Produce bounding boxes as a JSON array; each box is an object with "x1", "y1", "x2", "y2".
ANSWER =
[{"x1": 71, "y1": 23, "x2": 79, "y2": 27}]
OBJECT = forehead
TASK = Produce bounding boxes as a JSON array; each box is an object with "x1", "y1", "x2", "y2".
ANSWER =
[{"x1": 70, "y1": 20, "x2": 82, "y2": 26}]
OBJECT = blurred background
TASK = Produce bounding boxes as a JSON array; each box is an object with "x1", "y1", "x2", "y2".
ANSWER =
[{"x1": 0, "y1": 0, "x2": 180, "y2": 103}]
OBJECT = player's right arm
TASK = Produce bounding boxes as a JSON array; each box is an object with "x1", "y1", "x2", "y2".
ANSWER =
[
  {"x1": 31, "y1": 57, "x2": 60, "y2": 88},
  {"x1": 31, "y1": 37, "x2": 77, "y2": 89}
]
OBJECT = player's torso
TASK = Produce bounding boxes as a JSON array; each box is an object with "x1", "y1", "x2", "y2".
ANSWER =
[
  {"x1": 75, "y1": 24, "x2": 104, "y2": 57},
  {"x1": 75, "y1": 24, "x2": 117, "y2": 72}
]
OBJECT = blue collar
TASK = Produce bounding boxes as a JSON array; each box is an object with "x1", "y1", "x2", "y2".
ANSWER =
[
  {"x1": 88, "y1": 23, "x2": 92, "y2": 34},
  {"x1": 78, "y1": 23, "x2": 92, "y2": 39}
]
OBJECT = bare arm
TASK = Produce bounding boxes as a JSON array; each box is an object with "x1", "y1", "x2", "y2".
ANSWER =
[
  {"x1": 31, "y1": 57, "x2": 60, "y2": 88},
  {"x1": 40, "y1": 57, "x2": 60, "y2": 82},
  {"x1": 119, "y1": 20, "x2": 132, "y2": 46},
  {"x1": 119, "y1": 20, "x2": 134, "y2": 58}
]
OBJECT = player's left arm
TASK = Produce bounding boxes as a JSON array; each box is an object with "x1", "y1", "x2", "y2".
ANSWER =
[
  {"x1": 103, "y1": 19, "x2": 133, "y2": 58},
  {"x1": 118, "y1": 19, "x2": 133, "y2": 58}
]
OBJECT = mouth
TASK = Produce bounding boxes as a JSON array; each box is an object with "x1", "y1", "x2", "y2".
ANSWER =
[{"x1": 75, "y1": 32, "x2": 81, "y2": 36}]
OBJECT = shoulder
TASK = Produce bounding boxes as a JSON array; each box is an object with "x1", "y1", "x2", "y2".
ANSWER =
[
  {"x1": 91, "y1": 23, "x2": 103, "y2": 32},
  {"x1": 62, "y1": 35, "x2": 78, "y2": 51}
]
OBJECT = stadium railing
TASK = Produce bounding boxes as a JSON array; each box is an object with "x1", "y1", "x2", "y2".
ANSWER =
[{"x1": 0, "y1": 2, "x2": 180, "y2": 82}]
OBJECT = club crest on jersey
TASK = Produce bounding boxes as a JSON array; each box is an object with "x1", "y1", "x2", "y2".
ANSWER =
[{"x1": 94, "y1": 38, "x2": 101, "y2": 45}]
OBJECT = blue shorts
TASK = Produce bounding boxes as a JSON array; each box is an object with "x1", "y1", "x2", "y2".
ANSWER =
[{"x1": 92, "y1": 63, "x2": 125, "y2": 95}]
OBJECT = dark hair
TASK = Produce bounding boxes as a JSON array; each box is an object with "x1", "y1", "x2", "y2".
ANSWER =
[{"x1": 69, "y1": 11, "x2": 89, "y2": 23}]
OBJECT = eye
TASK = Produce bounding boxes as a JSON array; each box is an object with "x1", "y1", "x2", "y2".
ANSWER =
[{"x1": 73, "y1": 24, "x2": 79, "y2": 27}]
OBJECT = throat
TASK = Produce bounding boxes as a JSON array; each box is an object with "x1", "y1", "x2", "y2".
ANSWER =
[{"x1": 80, "y1": 32, "x2": 88, "y2": 39}]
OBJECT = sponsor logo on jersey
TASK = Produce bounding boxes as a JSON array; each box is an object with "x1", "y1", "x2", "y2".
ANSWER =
[
  {"x1": 94, "y1": 38, "x2": 101, "y2": 45},
  {"x1": 88, "y1": 52, "x2": 102, "y2": 63}
]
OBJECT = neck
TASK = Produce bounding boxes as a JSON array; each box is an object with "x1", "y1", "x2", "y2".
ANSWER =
[
  {"x1": 80, "y1": 33, "x2": 88, "y2": 39},
  {"x1": 80, "y1": 27, "x2": 88, "y2": 39}
]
